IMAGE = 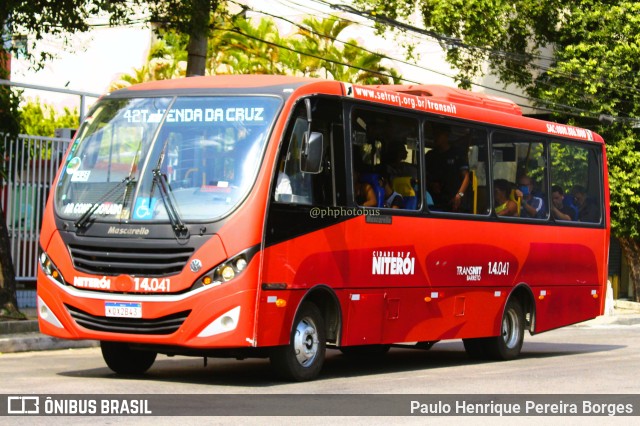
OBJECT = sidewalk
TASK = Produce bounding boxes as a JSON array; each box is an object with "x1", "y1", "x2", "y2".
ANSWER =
[
  {"x1": 1, "y1": 301, "x2": 639, "y2": 355},
  {"x1": 0, "y1": 309, "x2": 98, "y2": 354},
  {"x1": 577, "y1": 299, "x2": 640, "y2": 327}
]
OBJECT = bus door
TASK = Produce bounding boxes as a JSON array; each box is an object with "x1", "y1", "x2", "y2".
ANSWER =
[{"x1": 260, "y1": 96, "x2": 346, "y2": 346}]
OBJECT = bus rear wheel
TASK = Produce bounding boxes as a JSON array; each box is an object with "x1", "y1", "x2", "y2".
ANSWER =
[
  {"x1": 100, "y1": 341, "x2": 157, "y2": 375},
  {"x1": 463, "y1": 299, "x2": 525, "y2": 360},
  {"x1": 270, "y1": 302, "x2": 326, "y2": 382}
]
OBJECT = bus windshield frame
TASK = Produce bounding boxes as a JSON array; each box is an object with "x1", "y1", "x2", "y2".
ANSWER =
[{"x1": 55, "y1": 95, "x2": 282, "y2": 224}]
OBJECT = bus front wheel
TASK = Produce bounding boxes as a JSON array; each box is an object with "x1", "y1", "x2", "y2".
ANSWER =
[
  {"x1": 100, "y1": 341, "x2": 157, "y2": 375},
  {"x1": 270, "y1": 302, "x2": 326, "y2": 382},
  {"x1": 463, "y1": 299, "x2": 524, "y2": 360}
]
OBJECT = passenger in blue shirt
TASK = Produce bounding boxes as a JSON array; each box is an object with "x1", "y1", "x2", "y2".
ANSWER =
[{"x1": 517, "y1": 175, "x2": 546, "y2": 218}]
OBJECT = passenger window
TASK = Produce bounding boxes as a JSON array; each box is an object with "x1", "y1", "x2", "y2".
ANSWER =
[
  {"x1": 491, "y1": 132, "x2": 547, "y2": 219},
  {"x1": 424, "y1": 122, "x2": 488, "y2": 214},
  {"x1": 351, "y1": 109, "x2": 420, "y2": 210},
  {"x1": 550, "y1": 142, "x2": 602, "y2": 223}
]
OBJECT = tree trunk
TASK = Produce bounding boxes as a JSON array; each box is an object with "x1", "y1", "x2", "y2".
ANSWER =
[
  {"x1": 618, "y1": 236, "x2": 640, "y2": 303},
  {"x1": 185, "y1": 0, "x2": 219, "y2": 77},
  {"x1": 0, "y1": 48, "x2": 24, "y2": 320},
  {"x1": 186, "y1": 32, "x2": 208, "y2": 77},
  {"x1": 0, "y1": 207, "x2": 22, "y2": 319}
]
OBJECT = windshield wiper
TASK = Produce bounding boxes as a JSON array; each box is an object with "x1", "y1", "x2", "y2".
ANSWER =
[
  {"x1": 74, "y1": 176, "x2": 136, "y2": 230},
  {"x1": 151, "y1": 168, "x2": 189, "y2": 239}
]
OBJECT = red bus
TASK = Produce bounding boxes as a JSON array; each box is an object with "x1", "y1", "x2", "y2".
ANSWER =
[{"x1": 37, "y1": 75, "x2": 609, "y2": 381}]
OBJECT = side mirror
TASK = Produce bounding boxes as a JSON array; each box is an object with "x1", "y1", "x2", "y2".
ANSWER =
[{"x1": 300, "y1": 131, "x2": 324, "y2": 174}]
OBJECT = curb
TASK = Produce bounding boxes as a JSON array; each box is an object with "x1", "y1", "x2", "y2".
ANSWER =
[
  {"x1": 0, "y1": 333, "x2": 99, "y2": 353},
  {"x1": 0, "y1": 319, "x2": 39, "y2": 335},
  {"x1": 0, "y1": 319, "x2": 98, "y2": 354}
]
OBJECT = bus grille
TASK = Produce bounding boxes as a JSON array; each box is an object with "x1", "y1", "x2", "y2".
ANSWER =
[
  {"x1": 66, "y1": 305, "x2": 190, "y2": 335},
  {"x1": 67, "y1": 243, "x2": 193, "y2": 276}
]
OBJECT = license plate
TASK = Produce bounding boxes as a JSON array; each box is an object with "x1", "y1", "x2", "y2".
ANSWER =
[{"x1": 105, "y1": 302, "x2": 142, "y2": 318}]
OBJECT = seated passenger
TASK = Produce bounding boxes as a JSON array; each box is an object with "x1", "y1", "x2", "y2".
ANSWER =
[
  {"x1": 551, "y1": 185, "x2": 575, "y2": 221},
  {"x1": 354, "y1": 171, "x2": 378, "y2": 207},
  {"x1": 571, "y1": 185, "x2": 599, "y2": 222},
  {"x1": 386, "y1": 142, "x2": 417, "y2": 197},
  {"x1": 517, "y1": 175, "x2": 545, "y2": 218},
  {"x1": 379, "y1": 173, "x2": 403, "y2": 209},
  {"x1": 494, "y1": 179, "x2": 518, "y2": 216}
]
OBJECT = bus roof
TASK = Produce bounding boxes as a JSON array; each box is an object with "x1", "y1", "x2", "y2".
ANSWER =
[
  {"x1": 111, "y1": 74, "x2": 329, "y2": 94},
  {"x1": 109, "y1": 75, "x2": 604, "y2": 144},
  {"x1": 380, "y1": 84, "x2": 523, "y2": 116}
]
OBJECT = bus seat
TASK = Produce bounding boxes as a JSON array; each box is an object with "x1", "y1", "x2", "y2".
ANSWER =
[
  {"x1": 359, "y1": 173, "x2": 385, "y2": 208},
  {"x1": 426, "y1": 191, "x2": 435, "y2": 209},
  {"x1": 403, "y1": 196, "x2": 417, "y2": 210}
]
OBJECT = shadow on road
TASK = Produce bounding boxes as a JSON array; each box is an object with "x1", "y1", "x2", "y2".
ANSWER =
[{"x1": 57, "y1": 339, "x2": 624, "y2": 386}]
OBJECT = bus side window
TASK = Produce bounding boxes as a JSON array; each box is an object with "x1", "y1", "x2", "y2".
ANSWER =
[
  {"x1": 550, "y1": 142, "x2": 602, "y2": 223},
  {"x1": 424, "y1": 122, "x2": 488, "y2": 214},
  {"x1": 351, "y1": 108, "x2": 420, "y2": 210},
  {"x1": 491, "y1": 132, "x2": 548, "y2": 220}
]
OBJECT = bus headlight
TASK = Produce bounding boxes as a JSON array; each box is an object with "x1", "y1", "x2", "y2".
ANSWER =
[
  {"x1": 39, "y1": 250, "x2": 65, "y2": 285},
  {"x1": 198, "y1": 253, "x2": 248, "y2": 288},
  {"x1": 221, "y1": 265, "x2": 235, "y2": 281}
]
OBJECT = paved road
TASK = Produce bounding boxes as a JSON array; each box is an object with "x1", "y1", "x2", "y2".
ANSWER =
[
  {"x1": 1, "y1": 322, "x2": 639, "y2": 425},
  {"x1": 1, "y1": 302, "x2": 639, "y2": 425}
]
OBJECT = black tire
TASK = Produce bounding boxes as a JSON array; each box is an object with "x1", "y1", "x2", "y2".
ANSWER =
[
  {"x1": 462, "y1": 337, "x2": 488, "y2": 359},
  {"x1": 488, "y1": 298, "x2": 525, "y2": 360},
  {"x1": 463, "y1": 299, "x2": 525, "y2": 360},
  {"x1": 270, "y1": 302, "x2": 326, "y2": 382},
  {"x1": 100, "y1": 341, "x2": 157, "y2": 375},
  {"x1": 339, "y1": 344, "x2": 391, "y2": 358}
]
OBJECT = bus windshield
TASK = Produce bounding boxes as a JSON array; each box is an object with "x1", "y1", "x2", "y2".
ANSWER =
[{"x1": 55, "y1": 95, "x2": 281, "y2": 223}]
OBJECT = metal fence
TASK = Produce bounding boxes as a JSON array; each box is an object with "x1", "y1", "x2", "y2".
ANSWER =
[{"x1": 1, "y1": 133, "x2": 70, "y2": 283}]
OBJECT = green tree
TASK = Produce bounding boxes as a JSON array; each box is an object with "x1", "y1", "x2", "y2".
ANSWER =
[
  {"x1": 355, "y1": 0, "x2": 640, "y2": 301},
  {"x1": 108, "y1": 40, "x2": 188, "y2": 91},
  {"x1": 146, "y1": 0, "x2": 225, "y2": 77},
  {"x1": 112, "y1": 15, "x2": 401, "y2": 86},
  {"x1": 292, "y1": 16, "x2": 401, "y2": 84},
  {"x1": 219, "y1": 17, "x2": 287, "y2": 74},
  {"x1": 19, "y1": 99, "x2": 79, "y2": 137}
]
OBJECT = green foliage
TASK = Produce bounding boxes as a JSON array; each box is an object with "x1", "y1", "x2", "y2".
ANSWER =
[
  {"x1": 606, "y1": 127, "x2": 640, "y2": 239},
  {"x1": 0, "y1": 86, "x2": 21, "y2": 139},
  {"x1": 0, "y1": 48, "x2": 20, "y2": 139},
  {"x1": 19, "y1": 99, "x2": 79, "y2": 137},
  {"x1": 110, "y1": 15, "x2": 401, "y2": 88}
]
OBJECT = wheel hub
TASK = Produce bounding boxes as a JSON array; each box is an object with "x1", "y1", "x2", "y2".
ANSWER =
[
  {"x1": 293, "y1": 317, "x2": 318, "y2": 367},
  {"x1": 502, "y1": 309, "x2": 521, "y2": 349}
]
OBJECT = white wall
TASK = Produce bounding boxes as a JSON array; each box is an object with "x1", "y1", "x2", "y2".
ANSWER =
[{"x1": 11, "y1": 23, "x2": 152, "y2": 113}]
